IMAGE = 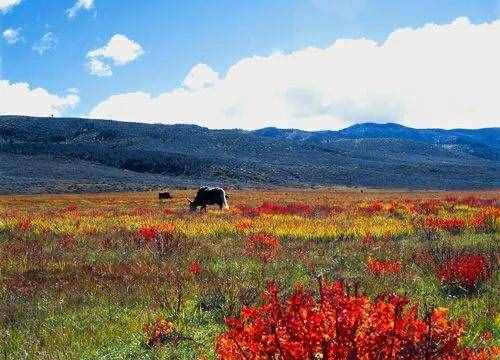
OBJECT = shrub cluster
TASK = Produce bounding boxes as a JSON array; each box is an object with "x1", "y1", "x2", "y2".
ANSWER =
[{"x1": 216, "y1": 280, "x2": 498, "y2": 359}]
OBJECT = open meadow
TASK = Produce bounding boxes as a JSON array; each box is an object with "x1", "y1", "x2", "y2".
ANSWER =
[{"x1": 0, "y1": 188, "x2": 499, "y2": 359}]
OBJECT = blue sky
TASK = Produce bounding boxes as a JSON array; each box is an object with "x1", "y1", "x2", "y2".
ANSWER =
[{"x1": 1, "y1": 0, "x2": 500, "y2": 129}]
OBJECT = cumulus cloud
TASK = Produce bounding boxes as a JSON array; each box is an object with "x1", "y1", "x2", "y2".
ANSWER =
[
  {"x1": 0, "y1": 80, "x2": 79, "y2": 117},
  {"x1": 90, "y1": 17, "x2": 500, "y2": 130},
  {"x1": 67, "y1": 0, "x2": 94, "y2": 19},
  {"x1": 183, "y1": 63, "x2": 220, "y2": 90},
  {"x1": 2, "y1": 27, "x2": 22, "y2": 44},
  {"x1": 33, "y1": 32, "x2": 58, "y2": 55},
  {"x1": 86, "y1": 34, "x2": 144, "y2": 76},
  {"x1": 0, "y1": 0, "x2": 21, "y2": 13}
]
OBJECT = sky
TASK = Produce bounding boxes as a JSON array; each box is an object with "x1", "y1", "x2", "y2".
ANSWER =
[{"x1": 1, "y1": 0, "x2": 500, "y2": 130}]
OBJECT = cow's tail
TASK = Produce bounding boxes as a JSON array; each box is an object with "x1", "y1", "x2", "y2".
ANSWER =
[{"x1": 222, "y1": 192, "x2": 229, "y2": 209}]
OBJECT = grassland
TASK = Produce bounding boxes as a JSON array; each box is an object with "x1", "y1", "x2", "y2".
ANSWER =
[{"x1": 0, "y1": 189, "x2": 498, "y2": 359}]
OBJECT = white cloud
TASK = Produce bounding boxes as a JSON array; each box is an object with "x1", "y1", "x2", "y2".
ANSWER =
[
  {"x1": 0, "y1": 0, "x2": 21, "y2": 13},
  {"x1": 67, "y1": 0, "x2": 94, "y2": 19},
  {"x1": 183, "y1": 63, "x2": 220, "y2": 90},
  {"x1": 33, "y1": 32, "x2": 58, "y2": 55},
  {"x1": 86, "y1": 34, "x2": 144, "y2": 76},
  {"x1": 90, "y1": 17, "x2": 500, "y2": 130},
  {"x1": 87, "y1": 58, "x2": 112, "y2": 77},
  {"x1": 2, "y1": 27, "x2": 22, "y2": 44},
  {"x1": 0, "y1": 80, "x2": 79, "y2": 117}
]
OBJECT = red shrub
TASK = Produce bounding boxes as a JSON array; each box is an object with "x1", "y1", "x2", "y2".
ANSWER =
[
  {"x1": 144, "y1": 316, "x2": 175, "y2": 347},
  {"x1": 360, "y1": 201, "x2": 384, "y2": 215},
  {"x1": 239, "y1": 202, "x2": 313, "y2": 217},
  {"x1": 236, "y1": 219, "x2": 252, "y2": 231},
  {"x1": 424, "y1": 217, "x2": 465, "y2": 233},
  {"x1": 469, "y1": 208, "x2": 499, "y2": 232},
  {"x1": 245, "y1": 234, "x2": 280, "y2": 262},
  {"x1": 416, "y1": 199, "x2": 442, "y2": 215},
  {"x1": 163, "y1": 208, "x2": 175, "y2": 216},
  {"x1": 367, "y1": 258, "x2": 402, "y2": 275},
  {"x1": 438, "y1": 255, "x2": 490, "y2": 291},
  {"x1": 138, "y1": 226, "x2": 159, "y2": 241},
  {"x1": 216, "y1": 280, "x2": 496, "y2": 359},
  {"x1": 18, "y1": 219, "x2": 32, "y2": 232},
  {"x1": 460, "y1": 196, "x2": 496, "y2": 207},
  {"x1": 188, "y1": 261, "x2": 203, "y2": 276}
]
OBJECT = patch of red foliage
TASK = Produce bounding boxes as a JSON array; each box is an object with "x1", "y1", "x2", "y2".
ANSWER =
[
  {"x1": 416, "y1": 199, "x2": 442, "y2": 215},
  {"x1": 460, "y1": 196, "x2": 496, "y2": 207},
  {"x1": 235, "y1": 219, "x2": 252, "y2": 231},
  {"x1": 438, "y1": 255, "x2": 490, "y2": 291},
  {"x1": 216, "y1": 280, "x2": 498, "y2": 359},
  {"x1": 424, "y1": 217, "x2": 465, "y2": 233},
  {"x1": 239, "y1": 202, "x2": 313, "y2": 217},
  {"x1": 188, "y1": 261, "x2": 203, "y2": 276},
  {"x1": 18, "y1": 219, "x2": 32, "y2": 232},
  {"x1": 144, "y1": 316, "x2": 175, "y2": 347},
  {"x1": 163, "y1": 208, "x2": 175, "y2": 216},
  {"x1": 239, "y1": 202, "x2": 343, "y2": 218},
  {"x1": 367, "y1": 258, "x2": 402, "y2": 275},
  {"x1": 469, "y1": 208, "x2": 499, "y2": 232},
  {"x1": 138, "y1": 226, "x2": 159, "y2": 241},
  {"x1": 137, "y1": 223, "x2": 176, "y2": 242},
  {"x1": 360, "y1": 201, "x2": 384, "y2": 215},
  {"x1": 245, "y1": 234, "x2": 280, "y2": 262}
]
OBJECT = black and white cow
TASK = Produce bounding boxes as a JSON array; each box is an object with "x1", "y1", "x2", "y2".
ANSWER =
[{"x1": 188, "y1": 187, "x2": 229, "y2": 211}]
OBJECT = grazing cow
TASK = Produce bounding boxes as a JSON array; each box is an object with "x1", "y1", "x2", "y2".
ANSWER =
[
  {"x1": 188, "y1": 187, "x2": 229, "y2": 211},
  {"x1": 158, "y1": 192, "x2": 172, "y2": 201}
]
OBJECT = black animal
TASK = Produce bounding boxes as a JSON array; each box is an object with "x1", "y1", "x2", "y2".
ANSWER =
[
  {"x1": 188, "y1": 187, "x2": 229, "y2": 211},
  {"x1": 158, "y1": 192, "x2": 172, "y2": 201}
]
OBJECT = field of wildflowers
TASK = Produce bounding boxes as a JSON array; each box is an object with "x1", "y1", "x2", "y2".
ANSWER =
[{"x1": 0, "y1": 189, "x2": 498, "y2": 359}]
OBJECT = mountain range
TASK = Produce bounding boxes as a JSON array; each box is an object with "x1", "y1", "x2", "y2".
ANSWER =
[{"x1": 0, "y1": 116, "x2": 498, "y2": 194}]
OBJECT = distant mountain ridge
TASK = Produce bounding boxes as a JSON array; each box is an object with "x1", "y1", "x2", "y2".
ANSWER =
[
  {"x1": 0, "y1": 116, "x2": 498, "y2": 193},
  {"x1": 252, "y1": 123, "x2": 500, "y2": 161}
]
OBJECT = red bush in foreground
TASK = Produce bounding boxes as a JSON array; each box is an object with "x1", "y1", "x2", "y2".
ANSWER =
[
  {"x1": 438, "y1": 255, "x2": 490, "y2": 291},
  {"x1": 216, "y1": 280, "x2": 497, "y2": 359}
]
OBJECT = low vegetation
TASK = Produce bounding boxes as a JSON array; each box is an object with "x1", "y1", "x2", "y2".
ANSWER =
[{"x1": 0, "y1": 189, "x2": 498, "y2": 359}]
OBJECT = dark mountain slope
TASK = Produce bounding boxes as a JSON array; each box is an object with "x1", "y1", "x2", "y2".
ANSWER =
[
  {"x1": 252, "y1": 122, "x2": 500, "y2": 160},
  {"x1": 0, "y1": 116, "x2": 498, "y2": 193}
]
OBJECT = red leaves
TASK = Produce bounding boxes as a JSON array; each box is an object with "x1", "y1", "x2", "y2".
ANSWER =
[
  {"x1": 239, "y1": 202, "x2": 318, "y2": 217},
  {"x1": 143, "y1": 316, "x2": 175, "y2": 347},
  {"x1": 18, "y1": 219, "x2": 32, "y2": 232},
  {"x1": 188, "y1": 261, "x2": 203, "y2": 276},
  {"x1": 360, "y1": 201, "x2": 384, "y2": 215},
  {"x1": 136, "y1": 223, "x2": 176, "y2": 242},
  {"x1": 367, "y1": 258, "x2": 402, "y2": 275},
  {"x1": 424, "y1": 217, "x2": 465, "y2": 233},
  {"x1": 216, "y1": 280, "x2": 494, "y2": 359},
  {"x1": 438, "y1": 255, "x2": 490, "y2": 291},
  {"x1": 245, "y1": 234, "x2": 280, "y2": 262},
  {"x1": 138, "y1": 226, "x2": 159, "y2": 241}
]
